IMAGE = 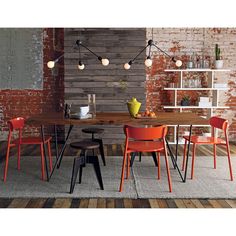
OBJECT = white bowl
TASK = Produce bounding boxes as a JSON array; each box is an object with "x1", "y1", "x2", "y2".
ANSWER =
[{"x1": 79, "y1": 106, "x2": 89, "y2": 116}]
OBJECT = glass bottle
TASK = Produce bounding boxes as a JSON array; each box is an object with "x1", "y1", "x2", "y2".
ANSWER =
[{"x1": 88, "y1": 94, "x2": 96, "y2": 118}]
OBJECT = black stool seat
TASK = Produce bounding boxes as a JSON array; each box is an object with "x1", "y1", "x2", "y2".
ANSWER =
[
  {"x1": 82, "y1": 128, "x2": 104, "y2": 135},
  {"x1": 70, "y1": 141, "x2": 100, "y2": 150}
]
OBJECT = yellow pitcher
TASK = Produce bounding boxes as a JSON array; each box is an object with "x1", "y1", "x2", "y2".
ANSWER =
[{"x1": 127, "y1": 97, "x2": 141, "y2": 117}]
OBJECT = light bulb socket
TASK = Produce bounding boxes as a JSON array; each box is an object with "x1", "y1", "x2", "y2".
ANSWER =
[
  {"x1": 79, "y1": 60, "x2": 83, "y2": 66},
  {"x1": 148, "y1": 40, "x2": 153, "y2": 46},
  {"x1": 172, "y1": 57, "x2": 176, "y2": 63},
  {"x1": 76, "y1": 40, "x2": 82, "y2": 46},
  {"x1": 146, "y1": 56, "x2": 151, "y2": 60},
  {"x1": 128, "y1": 60, "x2": 133, "y2": 65},
  {"x1": 98, "y1": 56, "x2": 102, "y2": 61}
]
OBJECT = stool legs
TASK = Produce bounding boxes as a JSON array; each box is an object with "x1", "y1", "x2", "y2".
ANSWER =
[
  {"x1": 93, "y1": 138, "x2": 106, "y2": 166},
  {"x1": 70, "y1": 151, "x2": 104, "y2": 194}
]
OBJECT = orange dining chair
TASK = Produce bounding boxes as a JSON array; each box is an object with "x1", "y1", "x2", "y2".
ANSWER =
[
  {"x1": 182, "y1": 116, "x2": 233, "y2": 180},
  {"x1": 3, "y1": 117, "x2": 53, "y2": 182},
  {"x1": 119, "y1": 125, "x2": 172, "y2": 192}
]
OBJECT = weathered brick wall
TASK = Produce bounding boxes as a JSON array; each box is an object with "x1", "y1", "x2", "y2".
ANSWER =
[
  {"x1": 146, "y1": 28, "x2": 236, "y2": 141},
  {"x1": 0, "y1": 28, "x2": 64, "y2": 139}
]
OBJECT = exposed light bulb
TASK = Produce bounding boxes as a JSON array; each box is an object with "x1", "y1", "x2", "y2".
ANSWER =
[
  {"x1": 78, "y1": 63, "x2": 85, "y2": 70},
  {"x1": 145, "y1": 58, "x2": 153, "y2": 67},
  {"x1": 101, "y1": 58, "x2": 109, "y2": 66},
  {"x1": 47, "y1": 61, "x2": 55, "y2": 69},
  {"x1": 175, "y1": 60, "x2": 182, "y2": 67},
  {"x1": 124, "y1": 63, "x2": 131, "y2": 70}
]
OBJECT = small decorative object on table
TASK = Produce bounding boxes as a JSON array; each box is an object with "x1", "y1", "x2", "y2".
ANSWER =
[
  {"x1": 88, "y1": 94, "x2": 96, "y2": 118},
  {"x1": 70, "y1": 106, "x2": 92, "y2": 119},
  {"x1": 180, "y1": 95, "x2": 190, "y2": 106},
  {"x1": 135, "y1": 110, "x2": 157, "y2": 118},
  {"x1": 127, "y1": 97, "x2": 141, "y2": 117},
  {"x1": 64, "y1": 103, "x2": 71, "y2": 118},
  {"x1": 215, "y1": 44, "x2": 224, "y2": 69}
]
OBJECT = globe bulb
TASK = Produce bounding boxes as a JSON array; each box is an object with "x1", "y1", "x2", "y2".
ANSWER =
[
  {"x1": 124, "y1": 63, "x2": 131, "y2": 70},
  {"x1": 175, "y1": 60, "x2": 182, "y2": 67},
  {"x1": 145, "y1": 58, "x2": 152, "y2": 67},
  {"x1": 47, "y1": 61, "x2": 55, "y2": 69},
  {"x1": 101, "y1": 58, "x2": 109, "y2": 66},
  {"x1": 78, "y1": 63, "x2": 85, "y2": 70}
]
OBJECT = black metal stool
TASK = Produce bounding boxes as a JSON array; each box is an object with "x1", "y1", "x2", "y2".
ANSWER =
[
  {"x1": 82, "y1": 127, "x2": 106, "y2": 166},
  {"x1": 69, "y1": 140, "x2": 104, "y2": 194}
]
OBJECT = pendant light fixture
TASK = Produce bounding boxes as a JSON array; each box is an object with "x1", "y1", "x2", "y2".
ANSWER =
[
  {"x1": 47, "y1": 40, "x2": 109, "y2": 70},
  {"x1": 76, "y1": 40, "x2": 109, "y2": 70},
  {"x1": 124, "y1": 39, "x2": 182, "y2": 70}
]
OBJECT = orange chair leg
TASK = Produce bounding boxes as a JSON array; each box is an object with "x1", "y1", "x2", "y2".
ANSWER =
[
  {"x1": 226, "y1": 143, "x2": 233, "y2": 181},
  {"x1": 191, "y1": 144, "x2": 196, "y2": 179},
  {"x1": 17, "y1": 144, "x2": 21, "y2": 170},
  {"x1": 164, "y1": 147, "x2": 172, "y2": 192},
  {"x1": 213, "y1": 144, "x2": 217, "y2": 169},
  {"x1": 126, "y1": 153, "x2": 130, "y2": 179},
  {"x1": 3, "y1": 145, "x2": 11, "y2": 182},
  {"x1": 119, "y1": 152, "x2": 127, "y2": 192},
  {"x1": 47, "y1": 141, "x2": 53, "y2": 172},
  {"x1": 157, "y1": 152, "x2": 161, "y2": 180},
  {"x1": 182, "y1": 139, "x2": 187, "y2": 171},
  {"x1": 40, "y1": 144, "x2": 45, "y2": 181}
]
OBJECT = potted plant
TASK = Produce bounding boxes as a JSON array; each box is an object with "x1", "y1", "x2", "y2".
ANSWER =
[
  {"x1": 180, "y1": 95, "x2": 190, "y2": 106},
  {"x1": 215, "y1": 44, "x2": 224, "y2": 69}
]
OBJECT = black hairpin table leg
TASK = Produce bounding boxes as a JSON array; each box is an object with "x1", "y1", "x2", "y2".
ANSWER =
[
  {"x1": 49, "y1": 124, "x2": 74, "y2": 179},
  {"x1": 40, "y1": 125, "x2": 49, "y2": 181}
]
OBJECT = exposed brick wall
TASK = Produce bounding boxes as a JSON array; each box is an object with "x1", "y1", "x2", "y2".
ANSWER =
[
  {"x1": 146, "y1": 28, "x2": 236, "y2": 141},
  {"x1": 0, "y1": 28, "x2": 64, "y2": 139}
]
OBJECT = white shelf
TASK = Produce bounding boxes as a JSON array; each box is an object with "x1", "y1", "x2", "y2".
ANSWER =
[
  {"x1": 164, "y1": 106, "x2": 229, "y2": 109},
  {"x1": 164, "y1": 88, "x2": 228, "y2": 91},
  {"x1": 165, "y1": 69, "x2": 231, "y2": 72}
]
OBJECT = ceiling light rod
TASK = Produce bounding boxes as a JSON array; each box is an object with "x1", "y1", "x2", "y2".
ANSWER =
[
  {"x1": 76, "y1": 40, "x2": 109, "y2": 70},
  {"x1": 124, "y1": 39, "x2": 182, "y2": 70}
]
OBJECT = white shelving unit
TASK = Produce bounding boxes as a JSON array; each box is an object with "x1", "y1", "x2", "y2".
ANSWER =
[{"x1": 164, "y1": 68, "x2": 230, "y2": 144}]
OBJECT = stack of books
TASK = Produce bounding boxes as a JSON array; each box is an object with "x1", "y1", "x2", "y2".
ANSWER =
[{"x1": 199, "y1": 97, "x2": 212, "y2": 107}]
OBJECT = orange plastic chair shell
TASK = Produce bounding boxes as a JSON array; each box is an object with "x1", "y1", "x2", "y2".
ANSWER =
[
  {"x1": 119, "y1": 125, "x2": 172, "y2": 192},
  {"x1": 3, "y1": 117, "x2": 53, "y2": 182},
  {"x1": 182, "y1": 116, "x2": 233, "y2": 181}
]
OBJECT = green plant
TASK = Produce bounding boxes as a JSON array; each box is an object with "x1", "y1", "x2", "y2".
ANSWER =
[
  {"x1": 215, "y1": 44, "x2": 221, "y2": 60},
  {"x1": 182, "y1": 95, "x2": 190, "y2": 101}
]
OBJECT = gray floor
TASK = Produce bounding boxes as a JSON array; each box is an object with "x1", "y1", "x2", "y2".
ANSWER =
[{"x1": 0, "y1": 155, "x2": 236, "y2": 198}]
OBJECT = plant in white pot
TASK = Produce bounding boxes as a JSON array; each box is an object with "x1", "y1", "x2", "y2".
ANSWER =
[{"x1": 215, "y1": 44, "x2": 224, "y2": 69}]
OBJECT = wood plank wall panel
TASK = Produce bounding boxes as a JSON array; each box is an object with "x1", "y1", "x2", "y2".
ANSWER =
[{"x1": 64, "y1": 28, "x2": 146, "y2": 144}]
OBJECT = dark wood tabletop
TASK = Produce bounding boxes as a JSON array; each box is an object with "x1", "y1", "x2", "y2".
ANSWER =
[{"x1": 27, "y1": 112, "x2": 209, "y2": 126}]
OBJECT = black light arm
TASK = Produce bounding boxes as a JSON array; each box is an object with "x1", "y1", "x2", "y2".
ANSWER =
[
  {"x1": 76, "y1": 40, "x2": 102, "y2": 61},
  {"x1": 128, "y1": 44, "x2": 150, "y2": 65}
]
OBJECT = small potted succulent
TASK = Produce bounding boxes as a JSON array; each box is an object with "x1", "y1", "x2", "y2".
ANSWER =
[
  {"x1": 215, "y1": 44, "x2": 224, "y2": 69},
  {"x1": 180, "y1": 95, "x2": 190, "y2": 106}
]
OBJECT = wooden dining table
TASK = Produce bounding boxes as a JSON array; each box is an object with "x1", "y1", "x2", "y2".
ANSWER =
[{"x1": 27, "y1": 112, "x2": 209, "y2": 183}]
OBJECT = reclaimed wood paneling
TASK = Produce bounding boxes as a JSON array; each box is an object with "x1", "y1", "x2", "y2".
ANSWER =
[{"x1": 64, "y1": 28, "x2": 146, "y2": 144}]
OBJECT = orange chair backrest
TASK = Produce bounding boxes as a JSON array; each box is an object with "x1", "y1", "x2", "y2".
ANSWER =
[
  {"x1": 8, "y1": 117, "x2": 25, "y2": 131},
  {"x1": 209, "y1": 116, "x2": 228, "y2": 131},
  {"x1": 124, "y1": 125, "x2": 167, "y2": 140}
]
